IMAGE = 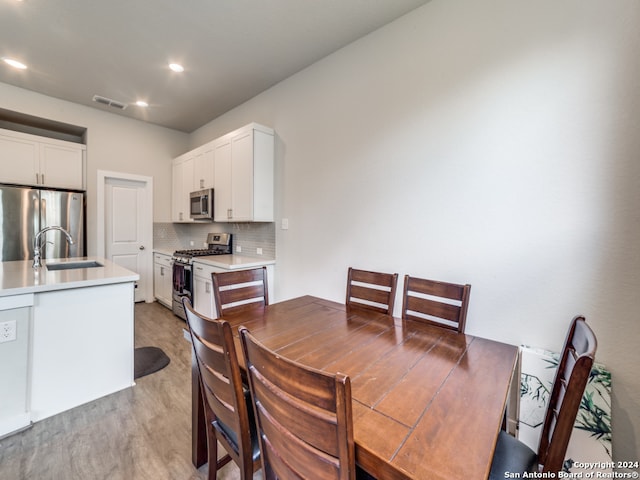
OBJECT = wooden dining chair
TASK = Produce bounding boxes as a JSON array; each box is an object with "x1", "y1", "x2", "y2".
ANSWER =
[
  {"x1": 182, "y1": 298, "x2": 260, "y2": 480},
  {"x1": 239, "y1": 326, "x2": 357, "y2": 480},
  {"x1": 346, "y1": 267, "x2": 399, "y2": 315},
  {"x1": 401, "y1": 275, "x2": 471, "y2": 333},
  {"x1": 489, "y1": 315, "x2": 598, "y2": 478},
  {"x1": 212, "y1": 266, "x2": 269, "y2": 318}
]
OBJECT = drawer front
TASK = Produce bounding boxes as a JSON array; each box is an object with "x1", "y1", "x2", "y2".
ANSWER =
[
  {"x1": 192, "y1": 262, "x2": 225, "y2": 279},
  {"x1": 154, "y1": 253, "x2": 173, "y2": 267}
]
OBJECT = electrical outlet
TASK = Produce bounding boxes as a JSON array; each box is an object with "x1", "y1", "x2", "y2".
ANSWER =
[
  {"x1": 257, "y1": 248, "x2": 263, "y2": 255},
  {"x1": 0, "y1": 320, "x2": 17, "y2": 343},
  {"x1": 236, "y1": 245, "x2": 242, "y2": 253}
]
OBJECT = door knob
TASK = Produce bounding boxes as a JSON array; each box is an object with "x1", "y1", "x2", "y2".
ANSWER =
[{"x1": 139, "y1": 245, "x2": 145, "y2": 250}]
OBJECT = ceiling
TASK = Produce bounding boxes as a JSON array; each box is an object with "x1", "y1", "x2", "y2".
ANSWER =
[{"x1": 0, "y1": 0, "x2": 429, "y2": 133}]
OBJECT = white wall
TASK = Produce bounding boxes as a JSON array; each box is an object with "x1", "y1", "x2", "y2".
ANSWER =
[
  {"x1": 192, "y1": 0, "x2": 640, "y2": 462},
  {"x1": 0, "y1": 83, "x2": 189, "y2": 252}
]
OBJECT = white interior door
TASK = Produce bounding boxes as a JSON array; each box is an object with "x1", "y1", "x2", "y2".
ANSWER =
[{"x1": 104, "y1": 177, "x2": 150, "y2": 302}]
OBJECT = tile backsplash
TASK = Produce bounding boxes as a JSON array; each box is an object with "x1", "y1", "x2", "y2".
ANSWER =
[{"x1": 154, "y1": 222, "x2": 275, "y2": 258}]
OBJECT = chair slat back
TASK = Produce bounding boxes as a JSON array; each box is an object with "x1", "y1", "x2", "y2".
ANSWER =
[
  {"x1": 538, "y1": 316, "x2": 597, "y2": 473},
  {"x1": 401, "y1": 275, "x2": 471, "y2": 333},
  {"x1": 346, "y1": 267, "x2": 398, "y2": 315},
  {"x1": 213, "y1": 266, "x2": 269, "y2": 317},
  {"x1": 240, "y1": 327, "x2": 356, "y2": 480},
  {"x1": 182, "y1": 299, "x2": 257, "y2": 477}
]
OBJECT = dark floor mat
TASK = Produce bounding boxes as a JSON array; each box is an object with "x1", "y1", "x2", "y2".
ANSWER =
[{"x1": 134, "y1": 346, "x2": 170, "y2": 379}]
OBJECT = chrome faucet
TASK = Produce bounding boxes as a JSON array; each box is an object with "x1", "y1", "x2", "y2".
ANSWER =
[{"x1": 33, "y1": 226, "x2": 74, "y2": 269}]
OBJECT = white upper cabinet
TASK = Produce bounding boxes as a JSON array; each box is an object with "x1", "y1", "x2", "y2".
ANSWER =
[
  {"x1": 172, "y1": 122, "x2": 274, "y2": 224},
  {"x1": 172, "y1": 143, "x2": 216, "y2": 223},
  {"x1": 0, "y1": 128, "x2": 85, "y2": 190},
  {"x1": 213, "y1": 138, "x2": 232, "y2": 221},
  {"x1": 39, "y1": 143, "x2": 84, "y2": 190},
  {"x1": 214, "y1": 123, "x2": 274, "y2": 222},
  {"x1": 193, "y1": 145, "x2": 214, "y2": 191},
  {"x1": 171, "y1": 153, "x2": 193, "y2": 223}
]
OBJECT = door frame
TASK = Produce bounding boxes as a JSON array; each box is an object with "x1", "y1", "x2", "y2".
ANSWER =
[{"x1": 97, "y1": 170, "x2": 153, "y2": 303}]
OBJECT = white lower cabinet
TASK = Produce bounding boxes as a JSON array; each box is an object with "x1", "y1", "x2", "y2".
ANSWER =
[
  {"x1": 153, "y1": 252, "x2": 173, "y2": 308},
  {"x1": 192, "y1": 261, "x2": 274, "y2": 319},
  {"x1": 0, "y1": 295, "x2": 33, "y2": 437},
  {"x1": 193, "y1": 262, "x2": 224, "y2": 319}
]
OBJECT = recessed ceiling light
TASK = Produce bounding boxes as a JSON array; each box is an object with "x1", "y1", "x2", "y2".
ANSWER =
[
  {"x1": 169, "y1": 63, "x2": 184, "y2": 73},
  {"x1": 2, "y1": 57, "x2": 27, "y2": 70},
  {"x1": 135, "y1": 100, "x2": 149, "y2": 107}
]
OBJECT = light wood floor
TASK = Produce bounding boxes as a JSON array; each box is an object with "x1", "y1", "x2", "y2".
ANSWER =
[{"x1": 0, "y1": 301, "x2": 261, "y2": 480}]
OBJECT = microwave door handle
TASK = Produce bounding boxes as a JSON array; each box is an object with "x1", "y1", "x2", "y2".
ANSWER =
[{"x1": 202, "y1": 195, "x2": 208, "y2": 214}]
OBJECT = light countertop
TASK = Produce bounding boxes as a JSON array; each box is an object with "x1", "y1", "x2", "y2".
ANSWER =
[
  {"x1": 153, "y1": 248, "x2": 174, "y2": 256},
  {"x1": 0, "y1": 257, "x2": 139, "y2": 297},
  {"x1": 192, "y1": 254, "x2": 275, "y2": 270}
]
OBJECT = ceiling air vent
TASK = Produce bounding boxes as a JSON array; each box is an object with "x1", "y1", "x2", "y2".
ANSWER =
[{"x1": 92, "y1": 95, "x2": 128, "y2": 110}]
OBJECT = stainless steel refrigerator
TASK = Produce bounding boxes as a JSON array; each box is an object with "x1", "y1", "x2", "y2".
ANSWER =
[{"x1": 0, "y1": 184, "x2": 85, "y2": 262}]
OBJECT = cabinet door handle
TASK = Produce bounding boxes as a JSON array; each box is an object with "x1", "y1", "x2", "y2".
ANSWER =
[
  {"x1": 41, "y1": 173, "x2": 44, "y2": 184},
  {"x1": 227, "y1": 208, "x2": 232, "y2": 219},
  {"x1": 205, "y1": 283, "x2": 210, "y2": 293},
  {"x1": 160, "y1": 266, "x2": 164, "y2": 276},
  {"x1": 36, "y1": 173, "x2": 40, "y2": 184},
  {"x1": 200, "y1": 179, "x2": 204, "y2": 189}
]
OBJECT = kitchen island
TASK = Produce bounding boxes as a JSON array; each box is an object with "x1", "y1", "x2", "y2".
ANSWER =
[{"x1": 0, "y1": 258, "x2": 139, "y2": 437}]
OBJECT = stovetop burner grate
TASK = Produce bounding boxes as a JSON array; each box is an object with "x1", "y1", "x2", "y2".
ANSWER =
[
  {"x1": 172, "y1": 233, "x2": 232, "y2": 263},
  {"x1": 174, "y1": 248, "x2": 227, "y2": 256}
]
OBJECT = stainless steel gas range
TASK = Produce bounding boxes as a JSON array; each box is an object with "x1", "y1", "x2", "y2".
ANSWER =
[{"x1": 172, "y1": 233, "x2": 232, "y2": 320}]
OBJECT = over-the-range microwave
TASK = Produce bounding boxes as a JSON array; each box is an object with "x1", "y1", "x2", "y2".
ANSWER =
[{"x1": 190, "y1": 188, "x2": 214, "y2": 220}]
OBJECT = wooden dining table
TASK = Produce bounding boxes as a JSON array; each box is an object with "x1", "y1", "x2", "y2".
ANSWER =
[{"x1": 190, "y1": 295, "x2": 518, "y2": 480}]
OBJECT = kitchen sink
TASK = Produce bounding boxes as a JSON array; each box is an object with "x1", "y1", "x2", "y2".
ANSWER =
[{"x1": 46, "y1": 260, "x2": 104, "y2": 271}]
